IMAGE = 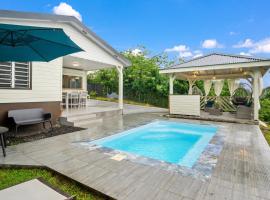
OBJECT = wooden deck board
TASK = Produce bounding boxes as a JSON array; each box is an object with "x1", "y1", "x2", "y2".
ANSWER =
[{"x1": 1, "y1": 113, "x2": 270, "y2": 200}]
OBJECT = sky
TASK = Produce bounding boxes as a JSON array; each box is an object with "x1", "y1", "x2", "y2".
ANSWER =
[{"x1": 1, "y1": 0, "x2": 270, "y2": 87}]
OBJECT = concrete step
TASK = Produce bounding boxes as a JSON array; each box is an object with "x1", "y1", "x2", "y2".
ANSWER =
[
  {"x1": 74, "y1": 118, "x2": 103, "y2": 128},
  {"x1": 67, "y1": 114, "x2": 97, "y2": 122}
]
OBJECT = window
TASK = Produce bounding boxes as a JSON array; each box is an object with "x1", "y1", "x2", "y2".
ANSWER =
[
  {"x1": 0, "y1": 62, "x2": 31, "y2": 89},
  {"x1": 63, "y1": 75, "x2": 82, "y2": 89}
]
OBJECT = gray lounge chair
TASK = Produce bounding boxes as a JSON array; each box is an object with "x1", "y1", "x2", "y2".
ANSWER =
[{"x1": 8, "y1": 108, "x2": 52, "y2": 133}]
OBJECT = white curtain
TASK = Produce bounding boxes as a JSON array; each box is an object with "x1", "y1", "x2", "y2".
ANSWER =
[
  {"x1": 204, "y1": 80, "x2": 212, "y2": 96},
  {"x1": 227, "y1": 79, "x2": 239, "y2": 96},
  {"x1": 213, "y1": 80, "x2": 224, "y2": 96}
]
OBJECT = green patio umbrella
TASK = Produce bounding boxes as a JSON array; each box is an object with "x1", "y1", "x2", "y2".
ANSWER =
[{"x1": 0, "y1": 23, "x2": 83, "y2": 62}]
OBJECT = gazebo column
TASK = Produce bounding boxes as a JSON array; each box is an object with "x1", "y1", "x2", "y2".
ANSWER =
[
  {"x1": 116, "y1": 66, "x2": 123, "y2": 112},
  {"x1": 252, "y1": 69, "x2": 261, "y2": 121},
  {"x1": 188, "y1": 79, "x2": 196, "y2": 95},
  {"x1": 169, "y1": 74, "x2": 175, "y2": 95}
]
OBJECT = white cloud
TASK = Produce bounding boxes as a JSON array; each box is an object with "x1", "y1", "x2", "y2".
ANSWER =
[
  {"x1": 233, "y1": 38, "x2": 270, "y2": 54},
  {"x1": 202, "y1": 39, "x2": 222, "y2": 49},
  {"x1": 192, "y1": 50, "x2": 203, "y2": 58},
  {"x1": 239, "y1": 52, "x2": 252, "y2": 56},
  {"x1": 249, "y1": 38, "x2": 270, "y2": 54},
  {"x1": 165, "y1": 45, "x2": 192, "y2": 58},
  {"x1": 165, "y1": 45, "x2": 189, "y2": 52},
  {"x1": 180, "y1": 51, "x2": 193, "y2": 58},
  {"x1": 193, "y1": 53, "x2": 203, "y2": 58},
  {"x1": 53, "y1": 2, "x2": 82, "y2": 21},
  {"x1": 233, "y1": 39, "x2": 254, "y2": 48},
  {"x1": 229, "y1": 31, "x2": 237, "y2": 36},
  {"x1": 131, "y1": 48, "x2": 143, "y2": 56}
]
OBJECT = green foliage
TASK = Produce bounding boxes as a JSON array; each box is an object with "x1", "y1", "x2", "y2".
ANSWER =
[
  {"x1": 88, "y1": 49, "x2": 174, "y2": 107},
  {"x1": 260, "y1": 99, "x2": 270, "y2": 122},
  {"x1": 0, "y1": 168, "x2": 104, "y2": 200}
]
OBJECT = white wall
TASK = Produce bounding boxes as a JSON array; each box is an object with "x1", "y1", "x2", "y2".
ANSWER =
[
  {"x1": 63, "y1": 68, "x2": 87, "y2": 91},
  {"x1": 0, "y1": 58, "x2": 63, "y2": 103},
  {"x1": 169, "y1": 95, "x2": 200, "y2": 116}
]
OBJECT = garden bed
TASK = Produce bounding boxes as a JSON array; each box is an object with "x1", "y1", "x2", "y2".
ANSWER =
[{"x1": 5, "y1": 125, "x2": 85, "y2": 146}]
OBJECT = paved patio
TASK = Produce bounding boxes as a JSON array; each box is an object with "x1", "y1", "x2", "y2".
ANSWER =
[{"x1": 1, "y1": 113, "x2": 270, "y2": 200}]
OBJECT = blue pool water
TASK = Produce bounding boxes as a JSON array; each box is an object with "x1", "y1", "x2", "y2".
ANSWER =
[{"x1": 91, "y1": 121, "x2": 217, "y2": 168}]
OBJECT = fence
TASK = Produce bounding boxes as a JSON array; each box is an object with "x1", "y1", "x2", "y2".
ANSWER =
[{"x1": 200, "y1": 96, "x2": 237, "y2": 112}]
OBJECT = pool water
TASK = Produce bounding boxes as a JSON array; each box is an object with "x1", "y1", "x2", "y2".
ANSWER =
[{"x1": 91, "y1": 121, "x2": 217, "y2": 168}]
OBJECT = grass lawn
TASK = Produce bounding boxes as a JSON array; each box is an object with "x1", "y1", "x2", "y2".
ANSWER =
[
  {"x1": 261, "y1": 125, "x2": 270, "y2": 145},
  {"x1": 93, "y1": 96, "x2": 157, "y2": 107},
  {"x1": 0, "y1": 167, "x2": 106, "y2": 200}
]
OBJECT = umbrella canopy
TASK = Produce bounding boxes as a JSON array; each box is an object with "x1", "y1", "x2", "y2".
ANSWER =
[{"x1": 0, "y1": 23, "x2": 83, "y2": 62}]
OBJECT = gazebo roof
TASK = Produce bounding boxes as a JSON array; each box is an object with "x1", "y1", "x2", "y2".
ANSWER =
[
  {"x1": 169, "y1": 53, "x2": 268, "y2": 69},
  {"x1": 160, "y1": 53, "x2": 270, "y2": 80}
]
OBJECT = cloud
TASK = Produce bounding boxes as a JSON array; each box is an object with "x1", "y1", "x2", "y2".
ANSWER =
[
  {"x1": 165, "y1": 45, "x2": 192, "y2": 58},
  {"x1": 233, "y1": 39, "x2": 254, "y2": 48},
  {"x1": 192, "y1": 50, "x2": 203, "y2": 58},
  {"x1": 239, "y1": 52, "x2": 252, "y2": 56},
  {"x1": 202, "y1": 39, "x2": 222, "y2": 49},
  {"x1": 229, "y1": 31, "x2": 238, "y2": 36},
  {"x1": 53, "y1": 2, "x2": 82, "y2": 21},
  {"x1": 233, "y1": 38, "x2": 270, "y2": 54},
  {"x1": 165, "y1": 45, "x2": 189, "y2": 52},
  {"x1": 131, "y1": 48, "x2": 143, "y2": 56},
  {"x1": 249, "y1": 38, "x2": 270, "y2": 54}
]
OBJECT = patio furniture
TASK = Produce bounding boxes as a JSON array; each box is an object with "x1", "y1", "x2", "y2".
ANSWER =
[
  {"x1": 69, "y1": 93, "x2": 80, "y2": 108},
  {"x1": 236, "y1": 105, "x2": 253, "y2": 119},
  {"x1": 79, "y1": 92, "x2": 88, "y2": 107},
  {"x1": 204, "y1": 100, "x2": 215, "y2": 112},
  {"x1": 208, "y1": 107, "x2": 223, "y2": 116},
  {"x1": 8, "y1": 108, "x2": 52, "y2": 134},
  {"x1": 0, "y1": 178, "x2": 75, "y2": 200},
  {"x1": 61, "y1": 93, "x2": 67, "y2": 109},
  {"x1": 0, "y1": 126, "x2": 8, "y2": 157}
]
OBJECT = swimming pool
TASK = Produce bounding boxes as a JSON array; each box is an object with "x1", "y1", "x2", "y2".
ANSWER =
[{"x1": 91, "y1": 121, "x2": 217, "y2": 168}]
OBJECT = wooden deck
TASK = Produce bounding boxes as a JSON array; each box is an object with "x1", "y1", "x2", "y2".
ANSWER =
[
  {"x1": 1, "y1": 113, "x2": 270, "y2": 200},
  {"x1": 169, "y1": 110, "x2": 258, "y2": 125}
]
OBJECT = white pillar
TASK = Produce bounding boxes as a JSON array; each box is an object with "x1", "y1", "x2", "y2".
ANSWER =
[
  {"x1": 169, "y1": 74, "x2": 175, "y2": 95},
  {"x1": 188, "y1": 79, "x2": 195, "y2": 95},
  {"x1": 252, "y1": 69, "x2": 261, "y2": 121},
  {"x1": 116, "y1": 66, "x2": 123, "y2": 112}
]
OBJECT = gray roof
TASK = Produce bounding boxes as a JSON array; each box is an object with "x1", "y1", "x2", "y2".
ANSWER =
[
  {"x1": 0, "y1": 10, "x2": 131, "y2": 67},
  {"x1": 169, "y1": 53, "x2": 269, "y2": 69}
]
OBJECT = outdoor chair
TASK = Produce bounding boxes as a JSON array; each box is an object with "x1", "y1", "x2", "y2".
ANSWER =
[
  {"x1": 208, "y1": 107, "x2": 223, "y2": 116},
  {"x1": 69, "y1": 93, "x2": 79, "y2": 108},
  {"x1": 8, "y1": 108, "x2": 52, "y2": 134},
  {"x1": 79, "y1": 92, "x2": 88, "y2": 107},
  {"x1": 236, "y1": 105, "x2": 253, "y2": 119},
  {"x1": 204, "y1": 100, "x2": 215, "y2": 112},
  {"x1": 61, "y1": 93, "x2": 67, "y2": 109}
]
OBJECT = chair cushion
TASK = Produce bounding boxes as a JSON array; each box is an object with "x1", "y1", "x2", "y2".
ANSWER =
[{"x1": 16, "y1": 118, "x2": 44, "y2": 125}]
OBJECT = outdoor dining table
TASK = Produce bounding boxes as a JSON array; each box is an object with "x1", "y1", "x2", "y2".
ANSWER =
[{"x1": 0, "y1": 126, "x2": 8, "y2": 157}]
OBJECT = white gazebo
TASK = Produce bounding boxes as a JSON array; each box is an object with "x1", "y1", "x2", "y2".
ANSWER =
[{"x1": 160, "y1": 53, "x2": 270, "y2": 121}]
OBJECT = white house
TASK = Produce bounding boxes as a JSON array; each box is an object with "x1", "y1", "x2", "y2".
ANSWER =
[{"x1": 0, "y1": 10, "x2": 130, "y2": 125}]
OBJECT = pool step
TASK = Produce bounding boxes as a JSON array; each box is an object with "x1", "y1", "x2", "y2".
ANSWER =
[
  {"x1": 67, "y1": 114, "x2": 97, "y2": 122},
  {"x1": 60, "y1": 109, "x2": 122, "y2": 128},
  {"x1": 74, "y1": 118, "x2": 103, "y2": 128}
]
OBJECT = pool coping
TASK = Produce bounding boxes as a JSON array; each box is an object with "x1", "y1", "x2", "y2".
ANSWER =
[{"x1": 76, "y1": 119, "x2": 226, "y2": 181}]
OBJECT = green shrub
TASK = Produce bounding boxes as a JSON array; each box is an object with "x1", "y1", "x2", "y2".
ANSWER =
[{"x1": 260, "y1": 99, "x2": 270, "y2": 122}]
